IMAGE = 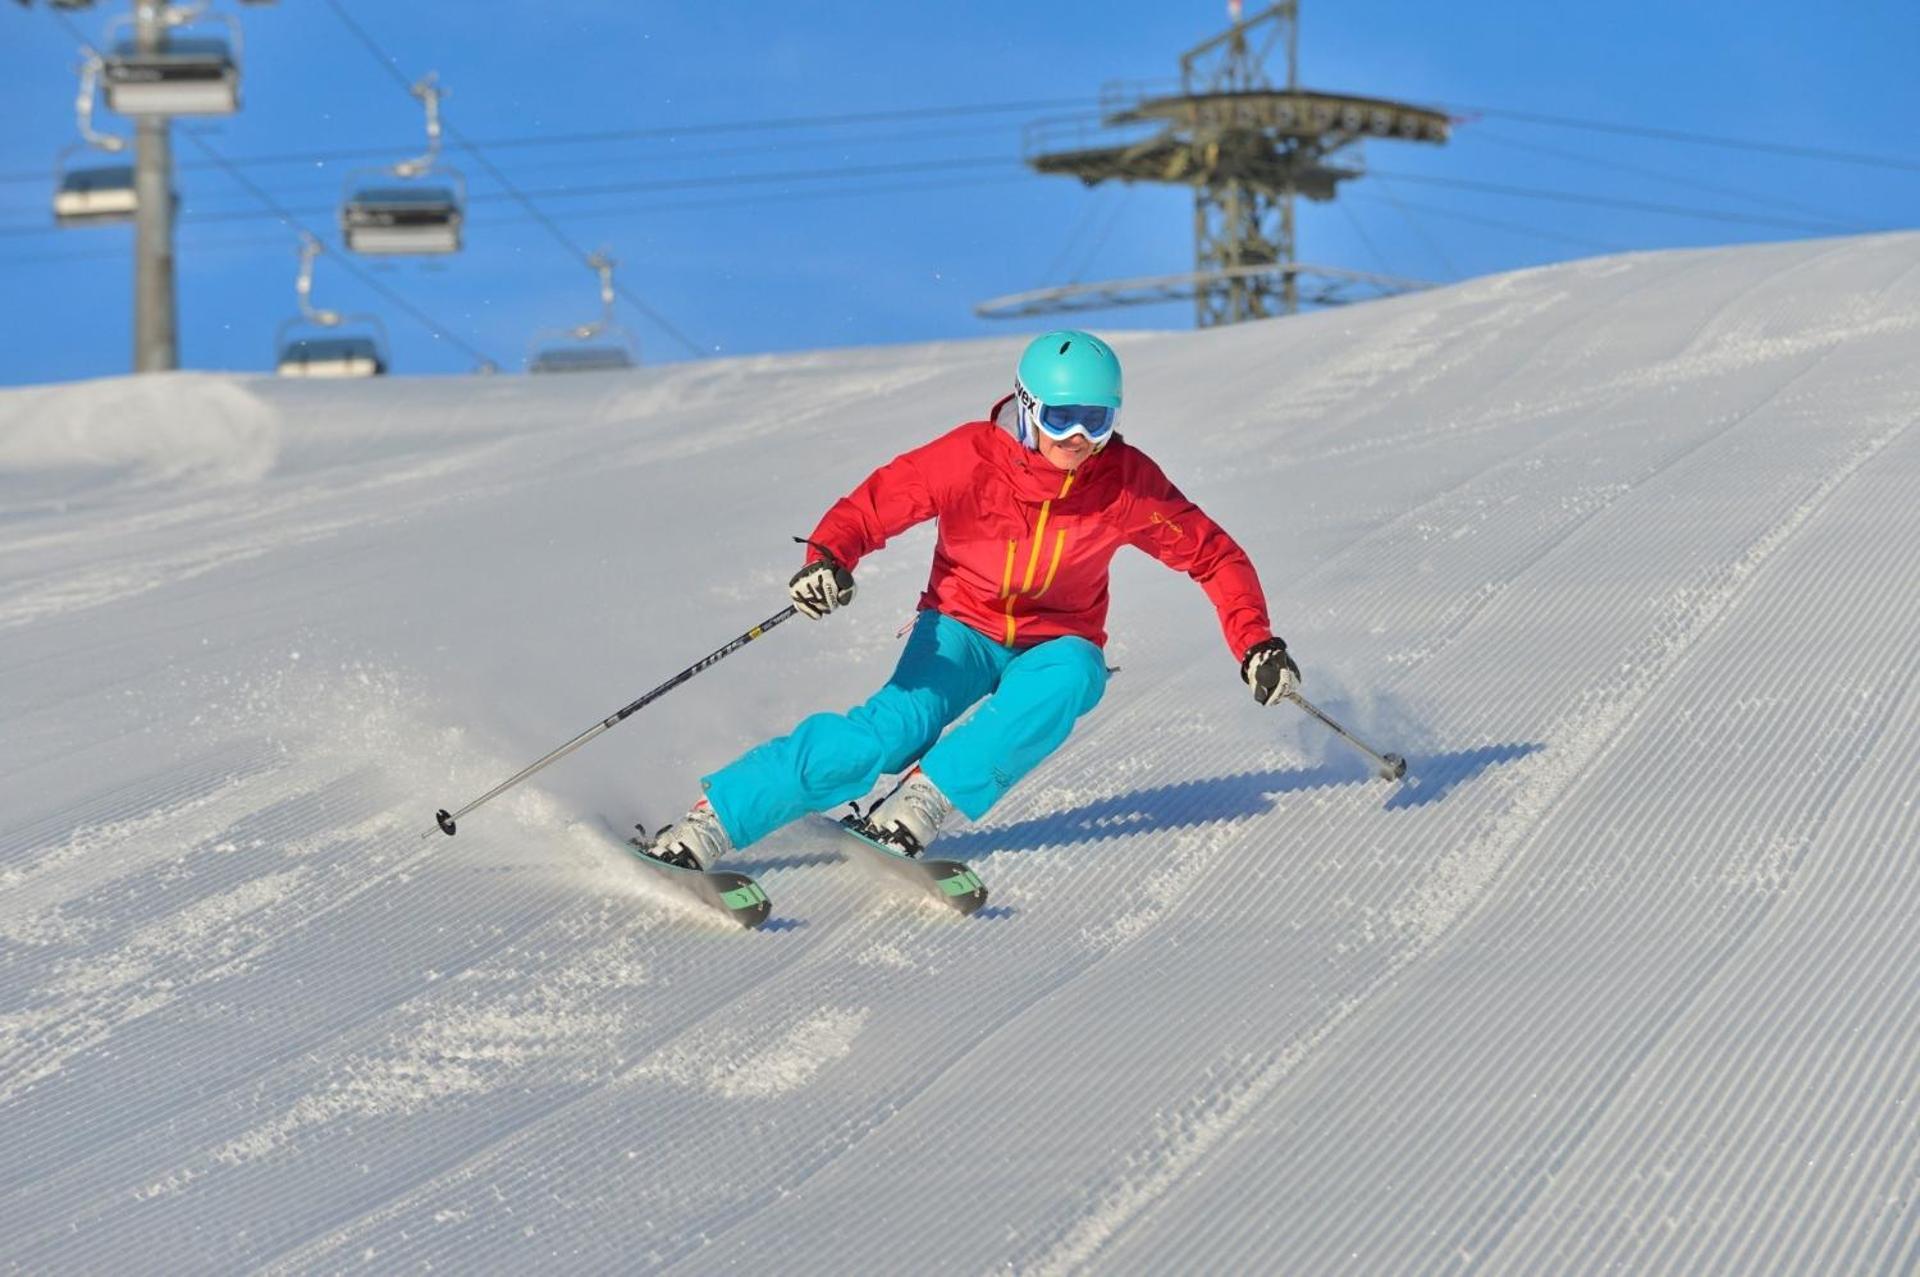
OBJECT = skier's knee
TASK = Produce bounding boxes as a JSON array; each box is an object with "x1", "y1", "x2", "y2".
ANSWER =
[
  {"x1": 848, "y1": 691, "x2": 946, "y2": 762},
  {"x1": 1038, "y1": 636, "x2": 1107, "y2": 714},
  {"x1": 792, "y1": 710, "x2": 887, "y2": 791}
]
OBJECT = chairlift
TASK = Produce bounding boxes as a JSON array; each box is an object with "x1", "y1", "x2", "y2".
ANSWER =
[
  {"x1": 53, "y1": 156, "x2": 137, "y2": 225},
  {"x1": 340, "y1": 74, "x2": 464, "y2": 256},
  {"x1": 276, "y1": 331, "x2": 387, "y2": 378},
  {"x1": 340, "y1": 182, "x2": 464, "y2": 255},
  {"x1": 52, "y1": 57, "x2": 141, "y2": 227},
  {"x1": 527, "y1": 251, "x2": 639, "y2": 374},
  {"x1": 527, "y1": 344, "x2": 637, "y2": 374},
  {"x1": 100, "y1": 10, "x2": 242, "y2": 117},
  {"x1": 275, "y1": 234, "x2": 389, "y2": 378}
]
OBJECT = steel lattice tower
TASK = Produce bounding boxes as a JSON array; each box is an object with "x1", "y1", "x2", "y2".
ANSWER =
[{"x1": 979, "y1": 2, "x2": 1451, "y2": 328}]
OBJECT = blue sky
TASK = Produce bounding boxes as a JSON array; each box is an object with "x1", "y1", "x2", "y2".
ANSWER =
[{"x1": 1, "y1": 1, "x2": 1915, "y2": 385}]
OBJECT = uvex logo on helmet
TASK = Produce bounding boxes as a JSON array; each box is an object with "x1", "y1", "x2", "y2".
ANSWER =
[{"x1": 1013, "y1": 329, "x2": 1123, "y2": 450}]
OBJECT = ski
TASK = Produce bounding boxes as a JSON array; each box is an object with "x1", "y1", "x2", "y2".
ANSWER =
[
  {"x1": 610, "y1": 821, "x2": 772, "y2": 930},
  {"x1": 821, "y1": 813, "x2": 989, "y2": 916}
]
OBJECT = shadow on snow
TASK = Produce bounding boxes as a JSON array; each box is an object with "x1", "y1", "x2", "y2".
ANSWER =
[{"x1": 937, "y1": 741, "x2": 1542, "y2": 858}]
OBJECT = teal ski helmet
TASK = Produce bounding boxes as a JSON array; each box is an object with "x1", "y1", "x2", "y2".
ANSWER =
[{"x1": 1013, "y1": 329, "x2": 1123, "y2": 450}]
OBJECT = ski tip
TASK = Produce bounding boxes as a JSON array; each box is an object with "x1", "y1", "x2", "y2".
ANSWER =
[
  {"x1": 927, "y1": 860, "x2": 989, "y2": 916},
  {"x1": 715, "y1": 874, "x2": 774, "y2": 929},
  {"x1": 950, "y1": 885, "x2": 989, "y2": 917}
]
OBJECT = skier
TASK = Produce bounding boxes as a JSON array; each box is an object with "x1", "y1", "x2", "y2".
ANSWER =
[{"x1": 644, "y1": 328, "x2": 1300, "y2": 869}]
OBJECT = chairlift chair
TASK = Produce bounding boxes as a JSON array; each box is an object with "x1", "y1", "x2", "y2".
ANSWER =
[
  {"x1": 527, "y1": 250, "x2": 639, "y2": 373},
  {"x1": 100, "y1": 12, "x2": 242, "y2": 117},
  {"x1": 276, "y1": 326, "x2": 388, "y2": 378},
  {"x1": 275, "y1": 233, "x2": 389, "y2": 377},
  {"x1": 526, "y1": 334, "x2": 638, "y2": 374},
  {"x1": 52, "y1": 58, "x2": 142, "y2": 227},
  {"x1": 340, "y1": 179, "x2": 464, "y2": 255},
  {"x1": 340, "y1": 73, "x2": 464, "y2": 256},
  {"x1": 52, "y1": 156, "x2": 137, "y2": 226}
]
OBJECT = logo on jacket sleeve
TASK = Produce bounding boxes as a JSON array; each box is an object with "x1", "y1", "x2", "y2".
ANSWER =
[{"x1": 1147, "y1": 511, "x2": 1187, "y2": 541}]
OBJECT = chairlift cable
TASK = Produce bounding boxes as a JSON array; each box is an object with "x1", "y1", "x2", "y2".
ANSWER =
[
  {"x1": 22, "y1": 7, "x2": 1896, "y2": 179},
  {"x1": 0, "y1": 102, "x2": 1101, "y2": 189},
  {"x1": 1464, "y1": 130, "x2": 1875, "y2": 228},
  {"x1": 0, "y1": 142, "x2": 1865, "y2": 244},
  {"x1": 19, "y1": 8, "x2": 1919, "y2": 181},
  {"x1": 178, "y1": 128, "x2": 503, "y2": 369},
  {"x1": 1444, "y1": 102, "x2": 1920, "y2": 175},
  {"x1": 1, "y1": 119, "x2": 1045, "y2": 213},
  {"x1": 450, "y1": 133, "x2": 709, "y2": 359},
  {"x1": 1361, "y1": 168, "x2": 1874, "y2": 236},
  {"x1": 0, "y1": 148, "x2": 1862, "y2": 244},
  {"x1": 1066, "y1": 188, "x2": 1134, "y2": 285},
  {"x1": 1363, "y1": 179, "x2": 1461, "y2": 280},
  {"x1": 18, "y1": 3, "x2": 1906, "y2": 302},
  {"x1": 11, "y1": 90, "x2": 1908, "y2": 189},
  {"x1": 64, "y1": 154, "x2": 1021, "y2": 225},
  {"x1": 2, "y1": 169, "x2": 1037, "y2": 250},
  {"x1": 0, "y1": 172, "x2": 1037, "y2": 268},
  {"x1": 1343, "y1": 190, "x2": 1628, "y2": 255},
  {"x1": 319, "y1": 0, "x2": 708, "y2": 359},
  {"x1": 12, "y1": 93, "x2": 1896, "y2": 184},
  {"x1": 44, "y1": 4, "x2": 99, "y2": 56},
  {"x1": 1038, "y1": 190, "x2": 1113, "y2": 287},
  {"x1": 1337, "y1": 198, "x2": 1394, "y2": 279}
]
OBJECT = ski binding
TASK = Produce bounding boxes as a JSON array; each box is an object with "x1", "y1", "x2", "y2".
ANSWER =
[
  {"x1": 615, "y1": 821, "x2": 771, "y2": 929},
  {"x1": 824, "y1": 813, "x2": 989, "y2": 916}
]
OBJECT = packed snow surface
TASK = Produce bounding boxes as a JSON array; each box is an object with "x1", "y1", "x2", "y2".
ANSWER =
[{"x1": 3, "y1": 233, "x2": 1918, "y2": 1273}]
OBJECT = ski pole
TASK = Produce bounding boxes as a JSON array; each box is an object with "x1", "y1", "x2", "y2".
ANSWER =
[
  {"x1": 425, "y1": 606, "x2": 799, "y2": 839},
  {"x1": 1285, "y1": 691, "x2": 1408, "y2": 781}
]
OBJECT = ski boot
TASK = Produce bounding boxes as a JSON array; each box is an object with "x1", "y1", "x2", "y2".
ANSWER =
[
  {"x1": 645, "y1": 798, "x2": 733, "y2": 871},
  {"x1": 859, "y1": 766, "x2": 955, "y2": 858}
]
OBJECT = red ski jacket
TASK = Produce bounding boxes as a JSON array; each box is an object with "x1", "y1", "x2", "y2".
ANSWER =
[{"x1": 804, "y1": 395, "x2": 1274, "y2": 657}]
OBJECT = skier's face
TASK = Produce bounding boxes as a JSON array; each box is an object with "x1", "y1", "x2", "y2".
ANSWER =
[{"x1": 1037, "y1": 431, "x2": 1096, "y2": 471}]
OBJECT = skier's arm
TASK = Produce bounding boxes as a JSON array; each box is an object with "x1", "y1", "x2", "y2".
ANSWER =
[
  {"x1": 1124, "y1": 457, "x2": 1275, "y2": 661},
  {"x1": 802, "y1": 427, "x2": 967, "y2": 571}
]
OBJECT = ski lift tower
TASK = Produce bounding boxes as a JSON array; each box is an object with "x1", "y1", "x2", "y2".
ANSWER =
[{"x1": 978, "y1": 1, "x2": 1451, "y2": 328}]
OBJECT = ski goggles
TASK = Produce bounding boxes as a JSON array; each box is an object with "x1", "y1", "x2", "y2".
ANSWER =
[
  {"x1": 1016, "y1": 381, "x2": 1118, "y2": 445},
  {"x1": 1033, "y1": 401, "x2": 1117, "y2": 442}
]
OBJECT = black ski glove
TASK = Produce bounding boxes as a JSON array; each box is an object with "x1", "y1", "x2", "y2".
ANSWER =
[
  {"x1": 1240, "y1": 637, "x2": 1300, "y2": 706},
  {"x1": 789, "y1": 553, "x2": 856, "y2": 619}
]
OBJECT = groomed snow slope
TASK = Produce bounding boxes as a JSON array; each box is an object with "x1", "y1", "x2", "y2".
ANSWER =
[{"x1": 3, "y1": 233, "x2": 1918, "y2": 1274}]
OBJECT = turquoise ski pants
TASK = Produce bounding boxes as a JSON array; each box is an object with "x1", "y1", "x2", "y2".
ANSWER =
[{"x1": 703, "y1": 609, "x2": 1108, "y2": 849}]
